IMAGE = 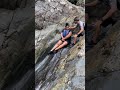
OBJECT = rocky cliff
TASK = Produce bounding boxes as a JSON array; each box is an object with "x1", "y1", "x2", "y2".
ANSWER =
[
  {"x1": 35, "y1": 0, "x2": 85, "y2": 90},
  {"x1": 85, "y1": 0, "x2": 120, "y2": 89},
  {"x1": 0, "y1": 0, "x2": 35, "y2": 89}
]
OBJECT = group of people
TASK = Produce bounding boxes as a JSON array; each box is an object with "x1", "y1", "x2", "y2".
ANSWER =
[
  {"x1": 48, "y1": 17, "x2": 85, "y2": 54},
  {"x1": 49, "y1": 0, "x2": 120, "y2": 54}
]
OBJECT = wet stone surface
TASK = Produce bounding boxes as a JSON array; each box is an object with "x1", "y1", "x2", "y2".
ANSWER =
[
  {"x1": 35, "y1": 0, "x2": 85, "y2": 90},
  {"x1": 35, "y1": 37, "x2": 85, "y2": 90}
]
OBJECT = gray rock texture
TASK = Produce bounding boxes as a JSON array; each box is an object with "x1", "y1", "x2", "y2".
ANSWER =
[
  {"x1": 0, "y1": 0, "x2": 34, "y2": 89},
  {"x1": 35, "y1": 0, "x2": 85, "y2": 90}
]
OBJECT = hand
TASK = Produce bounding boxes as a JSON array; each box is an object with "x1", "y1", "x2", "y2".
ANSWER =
[
  {"x1": 74, "y1": 34, "x2": 78, "y2": 37},
  {"x1": 62, "y1": 38, "x2": 65, "y2": 41},
  {"x1": 95, "y1": 20, "x2": 102, "y2": 28}
]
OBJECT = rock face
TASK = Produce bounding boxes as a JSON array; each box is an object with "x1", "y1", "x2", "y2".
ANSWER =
[
  {"x1": 0, "y1": 0, "x2": 28, "y2": 10},
  {"x1": 0, "y1": 0, "x2": 34, "y2": 89},
  {"x1": 35, "y1": 0, "x2": 85, "y2": 62},
  {"x1": 36, "y1": 37, "x2": 85, "y2": 90},
  {"x1": 35, "y1": 0, "x2": 84, "y2": 30},
  {"x1": 35, "y1": 0, "x2": 85, "y2": 90},
  {"x1": 85, "y1": 0, "x2": 120, "y2": 89},
  {"x1": 86, "y1": 19, "x2": 120, "y2": 90},
  {"x1": 68, "y1": 0, "x2": 84, "y2": 6},
  {"x1": 76, "y1": 0, "x2": 84, "y2": 6}
]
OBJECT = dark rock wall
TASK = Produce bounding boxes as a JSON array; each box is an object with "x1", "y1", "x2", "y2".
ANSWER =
[
  {"x1": 86, "y1": 0, "x2": 120, "y2": 89},
  {"x1": 0, "y1": 0, "x2": 35, "y2": 89},
  {"x1": 0, "y1": 0, "x2": 26, "y2": 10}
]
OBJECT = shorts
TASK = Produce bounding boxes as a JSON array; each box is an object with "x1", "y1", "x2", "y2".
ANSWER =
[
  {"x1": 61, "y1": 37, "x2": 71, "y2": 45},
  {"x1": 77, "y1": 33, "x2": 84, "y2": 37},
  {"x1": 101, "y1": 18, "x2": 116, "y2": 27}
]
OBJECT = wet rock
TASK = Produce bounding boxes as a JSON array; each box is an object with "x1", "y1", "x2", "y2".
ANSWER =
[
  {"x1": 77, "y1": 0, "x2": 84, "y2": 5},
  {"x1": 0, "y1": 0, "x2": 34, "y2": 89},
  {"x1": 87, "y1": 71, "x2": 120, "y2": 90},
  {"x1": 86, "y1": 21, "x2": 120, "y2": 89},
  {"x1": 35, "y1": 37, "x2": 85, "y2": 90},
  {"x1": 0, "y1": 33, "x2": 5, "y2": 48},
  {"x1": 0, "y1": 9, "x2": 13, "y2": 31},
  {"x1": 0, "y1": 0, "x2": 25, "y2": 10},
  {"x1": 35, "y1": 0, "x2": 84, "y2": 30},
  {"x1": 35, "y1": 0, "x2": 85, "y2": 90}
]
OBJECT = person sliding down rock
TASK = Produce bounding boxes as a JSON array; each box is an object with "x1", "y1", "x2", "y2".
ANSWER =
[
  {"x1": 69, "y1": 17, "x2": 85, "y2": 45},
  {"x1": 48, "y1": 23, "x2": 72, "y2": 54},
  {"x1": 85, "y1": 0, "x2": 119, "y2": 45}
]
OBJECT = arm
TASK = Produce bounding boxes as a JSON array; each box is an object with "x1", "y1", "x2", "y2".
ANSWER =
[
  {"x1": 64, "y1": 32, "x2": 72, "y2": 40},
  {"x1": 69, "y1": 26, "x2": 76, "y2": 30},
  {"x1": 85, "y1": 0, "x2": 99, "y2": 7},
  {"x1": 101, "y1": 2, "x2": 117, "y2": 21},
  {"x1": 77, "y1": 21, "x2": 84, "y2": 35},
  {"x1": 61, "y1": 33, "x2": 64, "y2": 39},
  {"x1": 77, "y1": 28, "x2": 84, "y2": 35}
]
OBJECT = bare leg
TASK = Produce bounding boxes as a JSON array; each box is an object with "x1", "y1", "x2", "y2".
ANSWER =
[
  {"x1": 93, "y1": 25, "x2": 101, "y2": 43},
  {"x1": 51, "y1": 40, "x2": 63, "y2": 51},
  {"x1": 55, "y1": 41, "x2": 68, "y2": 51},
  {"x1": 73, "y1": 34, "x2": 78, "y2": 44}
]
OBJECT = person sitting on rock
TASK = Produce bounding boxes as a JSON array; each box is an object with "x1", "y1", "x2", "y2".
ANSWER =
[
  {"x1": 69, "y1": 17, "x2": 85, "y2": 45},
  {"x1": 85, "y1": 0, "x2": 118, "y2": 44},
  {"x1": 48, "y1": 23, "x2": 72, "y2": 54}
]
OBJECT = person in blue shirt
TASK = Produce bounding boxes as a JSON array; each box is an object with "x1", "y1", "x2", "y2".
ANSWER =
[{"x1": 48, "y1": 23, "x2": 72, "y2": 54}]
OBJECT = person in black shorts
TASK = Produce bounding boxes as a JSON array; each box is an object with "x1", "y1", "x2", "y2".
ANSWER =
[
  {"x1": 69, "y1": 17, "x2": 85, "y2": 45},
  {"x1": 85, "y1": 0, "x2": 118, "y2": 44},
  {"x1": 48, "y1": 23, "x2": 72, "y2": 54}
]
